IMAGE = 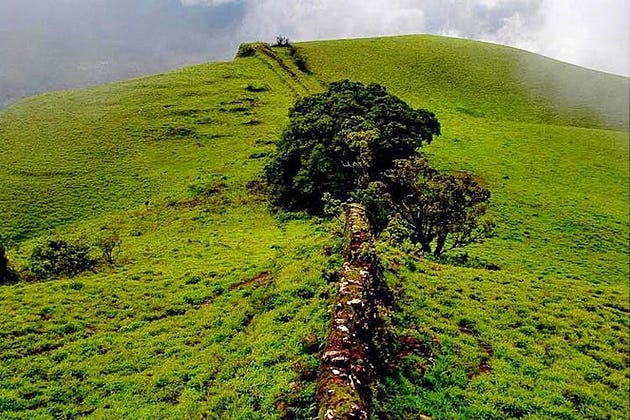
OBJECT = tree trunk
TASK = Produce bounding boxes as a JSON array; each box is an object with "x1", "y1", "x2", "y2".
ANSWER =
[{"x1": 434, "y1": 234, "x2": 447, "y2": 257}]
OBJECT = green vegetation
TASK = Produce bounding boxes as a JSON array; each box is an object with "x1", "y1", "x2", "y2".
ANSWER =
[
  {"x1": 264, "y1": 80, "x2": 440, "y2": 214},
  {"x1": 299, "y1": 34, "x2": 629, "y2": 131},
  {"x1": 384, "y1": 157, "x2": 493, "y2": 257},
  {"x1": 96, "y1": 228, "x2": 121, "y2": 265},
  {"x1": 0, "y1": 239, "x2": 19, "y2": 285},
  {"x1": 297, "y1": 35, "x2": 629, "y2": 418},
  {"x1": 0, "y1": 35, "x2": 628, "y2": 418},
  {"x1": 28, "y1": 238, "x2": 96, "y2": 280},
  {"x1": 265, "y1": 80, "x2": 491, "y2": 256},
  {"x1": 374, "y1": 250, "x2": 629, "y2": 419},
  {"x1": 0, "y1": 43, "x2": 332, "y2": 418}
]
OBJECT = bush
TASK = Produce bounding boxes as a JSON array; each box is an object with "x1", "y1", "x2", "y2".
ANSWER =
[
  {"x1": 96, "y1": 229, "x2": 121, "y2": 265},
  {"x1": 236, "y1": 43, "x2": 257, "y2": 58},
  {"x1": 274, "y1": 35, "x2": 291, "y2": 47},
  {"x1": 0, "y1": 239, "x2": 19, "y2": 285},
  {"x1": 29, "y1": 238, "x2": 96, "y2": 280}
]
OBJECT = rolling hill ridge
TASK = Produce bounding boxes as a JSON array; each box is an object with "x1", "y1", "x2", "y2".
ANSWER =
[{"x1": 0, "y1": 35, "x2": 628, "y2": 419}]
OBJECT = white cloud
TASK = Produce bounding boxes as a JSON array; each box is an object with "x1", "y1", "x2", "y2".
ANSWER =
[
  {"x1": 2, "y1": 0, "x2": 628, "y2": 108},
  {"x1": 234, "y1": 0, "x2": 426, "y2": 41},
  {"x1": 467, "y1": 0, "x2": 629, "y2": 75},
  {"x1": 179, "y1": 0, "x2": 237, "y2": 6},
  {"x1": 222, "y1": 0, "x2": 629, "y2": 75},
  {"x1": 536, "y1": 0, "x2": 629, "y2": 75}
]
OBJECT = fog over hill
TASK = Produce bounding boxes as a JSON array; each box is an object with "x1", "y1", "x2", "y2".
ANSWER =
[{"x1": 1, "y1": 0, "x2": 628, "y2": 109}]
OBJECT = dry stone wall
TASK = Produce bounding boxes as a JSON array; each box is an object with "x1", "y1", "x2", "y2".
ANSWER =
[{"x1": 316, "y1": 204, "x2": 382, "y2": 419}]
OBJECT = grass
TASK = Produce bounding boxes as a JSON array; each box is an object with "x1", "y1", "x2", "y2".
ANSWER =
[
  {"x1": 0, "y1": 45, "x2": 334, "y2": 418},
  {"x1": 373, "y1": 250, "x2": 628, "y2": 419},
  {"x1": 1, "y1": 203, "x2": 336, "y2": 418},
  {"x1": 0, "y1": 56, "x2": 296, "y2": 240},
  {"x1": 298, "y1": 34, "x2": 629, "y2": 131},
  {"x1": 0, "y1": 35, "x2": 628, "y2": 418},
  {"x1": 297, "y1": 35, "x2": 629, "y2": 418}
]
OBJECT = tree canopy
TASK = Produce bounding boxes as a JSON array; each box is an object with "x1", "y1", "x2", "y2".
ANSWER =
[
  {"x1": 385, "y1": 157, "x2": 494, "y2": 256},
  {"x1": 29, "y1": 238, "x2": 96, "y2": 280},
  {"x1": 265, "y1": 80, "x2": 440, "y2": 213}
]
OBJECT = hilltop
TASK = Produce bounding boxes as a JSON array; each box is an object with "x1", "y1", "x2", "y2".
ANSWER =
[
  {"x1": 0, "y1": 35, "x2": 628, "y2": 418},
  {"x1": 301, "y1": 35, "x2": 629, "y2": 131}
]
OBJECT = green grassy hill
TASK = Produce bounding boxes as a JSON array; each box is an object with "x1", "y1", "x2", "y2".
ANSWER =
[
  {"x1": 300, "y1": 35, "x2": 629, "y2": 131},
  {"x1": 0, "y1": 35, "x2": 628, "y2": 419}
]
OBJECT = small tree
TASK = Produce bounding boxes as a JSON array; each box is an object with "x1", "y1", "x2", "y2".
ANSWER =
[
  {"x1": 96, "y1": 229, "x2": 121, "y2": 264},
  {"x1": 29, "y1": 238, "x2": 96, "y2": 280},
  {"x1": 274, "y1": 35, "x2": 290, "y2": 47},
  {"x1": 386, "y1": 157, "x2": 494, "y2": 257}
]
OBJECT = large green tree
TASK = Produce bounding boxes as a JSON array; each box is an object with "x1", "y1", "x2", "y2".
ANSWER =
[{"x1": 265, "y1": 80, "x2": 441, "y2": 213}]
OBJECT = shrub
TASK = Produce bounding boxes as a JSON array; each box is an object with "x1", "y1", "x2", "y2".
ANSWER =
[
  {"x1": 96, "y1": 229, "x2": 121, "y2": 265},
  {"x1": 274, "y1": 35, "x2": 291, "y2": 47},
  {"x1": 29, "y1": 238, "x2": 96, "y2": 280},
  {"x1": 236, "y1": 43, "x2": 257, "y2": 58}
]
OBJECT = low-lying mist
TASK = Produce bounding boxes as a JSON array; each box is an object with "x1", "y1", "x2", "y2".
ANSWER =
[{"x1": 0, "y1": 0, "x2": 242, "y2": 108}]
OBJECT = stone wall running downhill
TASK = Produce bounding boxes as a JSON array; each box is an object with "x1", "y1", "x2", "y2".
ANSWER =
[{"x1": 316, "y1": 203, "x2": 383, "y2": 419}]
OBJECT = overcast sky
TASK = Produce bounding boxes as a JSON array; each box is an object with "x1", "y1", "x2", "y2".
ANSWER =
[{"x1": 1, "y1": 0, "x2": 628, "y2": 108}]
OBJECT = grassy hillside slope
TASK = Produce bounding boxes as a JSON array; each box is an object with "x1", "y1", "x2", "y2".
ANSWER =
[
  {"x1": 300, "y1": 35, "x2": 629, "y2": 131},
  {"x1": 298, "y1": 35, "x2": 629, "y2": 418},
  {"x1": 0, "y1": 35, "x2": 628, "y2": 418},
  {"x1": 1, "y1": 45, "x2": 334, "y2": 418},
  {"x1": 299, "y1": 35, "x2": 629, "y2": 285},
  {"x1": 0, "y1": 48, "x2": 319, "y2": 241}
]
